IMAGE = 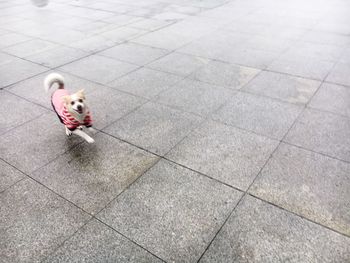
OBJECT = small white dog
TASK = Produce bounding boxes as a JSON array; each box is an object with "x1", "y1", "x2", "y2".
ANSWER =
[{"x1": 44, "y1": 73, "x2": 95, "y2": 143}]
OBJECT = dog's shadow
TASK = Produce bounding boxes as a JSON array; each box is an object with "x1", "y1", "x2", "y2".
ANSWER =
[{"x1": 66, "y1": 139, "x2": 100, "y2": 172}]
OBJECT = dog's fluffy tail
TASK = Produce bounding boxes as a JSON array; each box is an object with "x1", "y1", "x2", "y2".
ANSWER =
[{"x1": 44, "y1": 73, "x2": 65, "y2": 92}]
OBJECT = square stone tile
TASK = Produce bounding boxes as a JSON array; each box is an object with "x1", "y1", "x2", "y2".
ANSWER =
[
  {"x1": 99, "y1": 26, "x2": 147, "y2": 42},
  {"x1": 129, "y1": 18, "x2": 173, "y2": 31},
  {"x1": 0, "y1": 52, "x2": 17, "y2": 66},
  {"x1": 0, "y1": 159, "x2": 25, "y2": 193},
  {"x1": 11, "y1": 24, "x2": 56, "y2": 39},
  {"x1": 99, "y1": 42, "x2": 169, "y2": 66},
  {"x1": 86, "y1": 2, "x2": 136, "y2": 13},
  {"x1": 108, "y1": 67, "x2": 183, "y2": 99},
  {"x1": 200, "y1": 195, "x2": 350, "y2": 263},
  {"x1": 101, "y1": 14, "x2": 142, "y2": 25},
  {"x1": 326, "y1": 62, "x2": 350, "y2": 87},
  {"x1": 309, "y1": 83, "x2": 350, "y2": 118},
  {"x1": 339, "y1": 47, "x2": 350, "y2": 64},
  {"x1": 66, "y1": 35, "x2": 117, "y2": 53},
  {"x1": 268, "y1": 56, "x2": 335, "y2": 80},
  {"x1": 32, "y1": 133, "x2": 158, "y2": 214},
  {"x1": 17, "y1": 9, "x2": 71, "y2": 22},
  {"x1": 64, "y1": 7, "x2": 113, "y2": 20},
  {"x1": 315, "y1": 22, "x2": 350, "y2": 36},
  {"x1": 152, "y1": 11, "x2": 190, "y2": 21},
  {"x1": 188, "y1": 60, "x2": 261, "y2": 89},
  {"x1": 284, "y1": 109, "x2": 350, "y2": 162},
  {"x1": 25, "y1": 46, "x2": 88, "y2": 68},
  {"x1": 186, "y1": 0, "x2": 228, "y2": 8},
  {"x1": 0, "y1": 179, "x2": 90, "y2": 263},
  {"x1": 243, "y1": 35, "x2": 294, "y2": 53},
  {"x1": 0, "y1": 91, "x2": 49, "y2": 135},
  {"x1": 165, "y1": 4, "x2": 203, "y2": 16},
  {"x1": 260, "y1": 25, "x2": 307, "y2": 40},
  {"x1": 59, "y1": 55, "x2": 139, "y2": 84},
  {"x1": 0, "y1": 28, "x2": 9, "y2": 36},
  {"x1": 302, "y1": 31, "x2": 350, "y2": 47},
  {"x1": 132, "y1": 29, "x2": 194, "y2": 50},
  {"x1": 3, "y1": 39, "x2": 59, "y2": 58},
  {"x1": 216, "y1": 47, "x2": 281, "y2": 69},
  {"x1": 167, "y1": 120, "x2": 279, "y2": 190},
  {"x1": 123, "y1": 6, "x2": 161, "y2": 17},
  {"x1": 0, "y1": 58, "x2": 48, "y2": 88},
  {"x1": 42, "y1": 219, "x2": 162, "y2": 263},
  {"x1": 0, "y1": 15, "x2": 22, "y2": 25},
  {"x1": 250, "y1": 143, "x2": 350, "y2": 236},
  {"x1": 103, "y1": 102, "x2": 202, "y2": 155},
  {"x1": 38, "y1": 28, "x2": 87, "y2": 46},
  {"x1": 98, "y1": 160, "x2": 242, "y2": 263},
  {"x1": 147, "y1": 52, "x2": 210, "y2": 76},
  {"x1": 281, "y1": 42, "x2": 345, "y2": 62},
  {"x1": 244, "y1": 71, "x2": 321, "y2": 104},
  {"x1": 8, "y1": 71, "x2": 106, "y2": 109},
  {"x1": 177, "y1": 29, "x2": 249, "y2": 57},
  {"x1": 213, "y1": 92, "x2": 303, "y2": 139},
  {"x1": 4, "y1": 20, "x2": 41, "y2": 33},
  {"x1": 0, "y1": 32, "x2": 31, "y2": 49},
  {"x1": 71, "y1": 21, "x2": 117, "y2": 35},
  {"x1": 87, "y1": 87, "x2": 146, "y2": 129},
  {"x1": 177, "y1": 37, "x2": 230, "y2": 60},
  {"x1": 51, "y1": 16, "x2": 93, "y2": 28},
  {"x1": 155, "y1": 79, "x2": 235, "y2": 116},
  {"x1": 0, "y1": 112, "x2": 82, "y2": 174}
]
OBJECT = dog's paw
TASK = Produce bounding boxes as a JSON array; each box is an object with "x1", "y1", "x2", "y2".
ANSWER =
[
  {"x1": 66, "y1": 129, "x2": 72, "y2": 136},
  {"x1": 86, "y1": 137, "x2": 95, "y2": 143},
  {"x1": 87, "y1": 127, "x2": 95, "y2": 133}
]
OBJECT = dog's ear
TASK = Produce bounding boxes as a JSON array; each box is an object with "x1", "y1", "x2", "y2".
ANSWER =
[
  {"x1": 62, "y1": 95, "x2": 71, "y2": 105},
  {"x1": 77, "y1": 89, "x2": 85, "y2": 99}
]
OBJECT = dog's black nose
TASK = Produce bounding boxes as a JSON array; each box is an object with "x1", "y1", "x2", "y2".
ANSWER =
[{"x1": 77, "y1": 105, "x2": 82, "y2": 111}]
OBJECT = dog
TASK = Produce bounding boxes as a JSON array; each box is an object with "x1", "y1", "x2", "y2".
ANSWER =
[{"x1": 44, "y1": 73, "x2": 95, "y2": 143}]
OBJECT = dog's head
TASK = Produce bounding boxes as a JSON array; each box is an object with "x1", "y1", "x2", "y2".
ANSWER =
[{"x1": 62, "y1": 89, "x2": 87, "y2": 115}]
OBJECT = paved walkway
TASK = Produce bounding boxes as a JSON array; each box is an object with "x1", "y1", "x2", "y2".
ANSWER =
[{"x1": 1, "y1": 0, "x2": 350, "y2": 262}]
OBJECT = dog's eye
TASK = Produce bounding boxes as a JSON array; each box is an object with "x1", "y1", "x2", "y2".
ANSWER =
[
  {"x1": 71, "y1": 101, "x2": 75, "y2": 105},
  {"x1": 78, "y1": 99, "x2": 83, "y2": 103}
]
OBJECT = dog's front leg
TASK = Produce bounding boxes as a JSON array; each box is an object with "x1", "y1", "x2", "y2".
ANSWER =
[{"x1": 72, "y1": 129, "x2": 95, "y2": 143}]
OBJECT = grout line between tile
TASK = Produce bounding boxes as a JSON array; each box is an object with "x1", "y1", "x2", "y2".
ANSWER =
[
  {"x1": 248, "y1": 193, "x2": 350, "y2": 239},
  {"x1": 2, "y1": 3, "x2": 350, "y2": 262},
  {"x1": 39, "y1": 217, "x2": 96, "y2": 263},
  {"x1": 195, "y1": 123, "x2": 282, "y2": 262},
  {"x1": 0, "y1": 111, "x2": 50, "y2": 137},
  {"x1": 195, "y1": 54, "x2": 349, "y2": 260},
  {"x1": 0, "y1": 176, "x2": 26, "y2": 195},
  {"x1": 94, "y1": 218, "x2": 167, "y2": 263},
  {"x1": 195, "y1": 192, "x2": 246, "y2": 263}
]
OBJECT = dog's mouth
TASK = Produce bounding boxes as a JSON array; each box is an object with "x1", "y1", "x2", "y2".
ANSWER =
[{"x1": 75, "y1": 108, "x2": 83, "y2": 114}]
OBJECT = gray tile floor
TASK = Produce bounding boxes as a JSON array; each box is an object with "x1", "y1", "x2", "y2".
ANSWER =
[{"x1": 1, "y1": 0, "x2": 350, "y2": 262}]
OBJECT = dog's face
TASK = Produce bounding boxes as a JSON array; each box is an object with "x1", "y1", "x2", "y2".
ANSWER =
[{"x1": 62, "y1": 89, "x2": 86, "y2": 115}]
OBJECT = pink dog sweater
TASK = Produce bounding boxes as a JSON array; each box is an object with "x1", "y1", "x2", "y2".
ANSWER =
[{"x1": 51, "y1": 89, "x2": 92, "y2": 131}]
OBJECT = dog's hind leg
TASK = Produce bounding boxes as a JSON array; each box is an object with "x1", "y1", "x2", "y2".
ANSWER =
[
  {"x1": 65, "y1": 127, "x2": 72, "y2": 136},
  {"x1": 72, "y1": 129, "x2": 95, "y2": 143},
  {"x1": 87, "y1": 127, "x2": 96, "y2": 133}
]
